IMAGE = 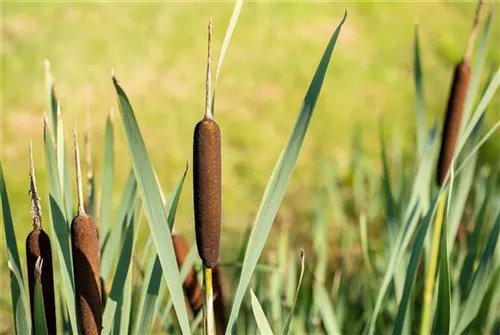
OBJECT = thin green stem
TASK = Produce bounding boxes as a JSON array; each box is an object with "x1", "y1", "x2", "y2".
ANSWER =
[
  {"x1": 204, "y1": 266, "x2": 214, "y2": 335},
  {"x1": 420, "y1": 194, "x2": 446, "y2": 334}
]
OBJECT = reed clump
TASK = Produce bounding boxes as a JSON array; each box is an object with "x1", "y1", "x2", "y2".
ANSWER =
[
  {"x1": 71, "y1": 118, "x2": 102, "y2": 335},
  {"x1": 25, "y1": 140, "x2": 56, "y2": 334},
  {"x1": 193, "y1": 18, "x2": 222, "y2": 270}
]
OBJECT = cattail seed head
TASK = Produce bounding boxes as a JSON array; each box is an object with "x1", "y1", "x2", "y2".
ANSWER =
[
  {"x1": 194, "y1": 118, "x2": 221, "y2": 268},
  {"x1": 172, "y1": 234, "x2": 203, "y2": 315},
  {"x1": 27, "y1": 229, "x2": 56, "y2": 334},
  {"x1": 71, "y1": 215, "x2": 102, "y2": 335},
  {"x1": 194, "y1": 18, "x2": 222, "y2": 269},
  {"x1": 26, "y1": 139, "x2": 56, "y2": 334},
  {"x1": 71, "y1": 117, "x2": 102, "y2": 335}
]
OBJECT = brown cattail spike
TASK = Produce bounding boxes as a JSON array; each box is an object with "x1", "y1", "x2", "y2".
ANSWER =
[
  {"x1": 71, "y1": 117, "x2": 102, "y2": 335},
  {"x1": 173, "y1": 234, "x2": 203, "y2": 315},
  {"x1": 26, "y1": 141, "x2": 56, "y2": 334},
  {"x1": 194, "y1": 18, "x2": 222, "y2": 269},
  {"x1": 436, "y1": 1, "x2": 482, "y2": 186}
]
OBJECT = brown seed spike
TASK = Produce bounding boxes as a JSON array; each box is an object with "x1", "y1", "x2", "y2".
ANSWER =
[
  {"x1": 437, "y1": 61, "x2": 471, "y2": 187},
  {"x1": 193, "y1": 118, "x2": 221, "y2": 268},
  {"x1": 71, "y1": 117, "x2": 102, "y2": 335},
  {"x1": 194, "y1": 18, "x2": 222, "y2": 269},
  {"x1": 173, "y1": 234, "x2": 203, "y2": 315},
  {"x1": 26, "y1": 141, "x2": 56, "y2": 334}
]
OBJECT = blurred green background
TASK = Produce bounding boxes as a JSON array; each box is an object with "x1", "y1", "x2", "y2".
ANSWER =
[{"x1": 1, "y1": 2, "x2": 499, "y2": 331}]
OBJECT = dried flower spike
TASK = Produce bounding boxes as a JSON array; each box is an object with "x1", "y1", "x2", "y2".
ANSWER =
[
  {"x1": 71, "y1": 117, "x2": 102, "y2": 335},
  {"x1": 26, "y1": 139, "x2": 56, "y2": 334}
]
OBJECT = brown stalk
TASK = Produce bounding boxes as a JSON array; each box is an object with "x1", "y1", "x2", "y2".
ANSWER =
[
  {"x1": 26, "y1": 139, "x2": 57, "y2": 334},
  {"x1": 71, "y1": 117, "x2": 102, "y2": 335}
]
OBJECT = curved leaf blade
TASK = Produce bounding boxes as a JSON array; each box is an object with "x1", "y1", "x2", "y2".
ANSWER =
[
  {"x1": 112, "y1": 76, "x2": 190, "y2": 334},
  {"x1": 225, "y1": 13, "x2": 347, "y2": 332}
]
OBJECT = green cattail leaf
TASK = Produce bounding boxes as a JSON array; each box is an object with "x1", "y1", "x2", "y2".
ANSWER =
[
  {"x1": 43, "y1": 122, "x2": 79, "y2": 334},
  {"x1": 135, "y1": 256, "x2": 162, "y2": 334},
  {"x1": 458, "y1": 179, "x2": 491, "y2": 299},
  {"x1": 226, "y1": 13, "x2": 346, "y2": 332},
  {"x1": 456, "y1": 68, "x2": 499, "y2": 158},
  {"x1": 315, "y1": 281, "x2": 341, "y2": 335},
  {"x1": 101, "y1": 171, "x2": 137, "y2": 281},
  {"x1": 270, "y1": 221, "x2": 288, "y2": 332},
  {"x1": 87, "y1": 176, "x2": 98, "y2": 219},
  {"x1": 160, "y1": 243, "x2": 198, "y2": 330},
  {"x1": 112, "y1": 76, "x2": 190, "y2": 334},
  {"x1": 0, "y1": 161, "x2": 31, "y2": 335},
  {"x1": 101, "y1": 112, "x2": 115, "y2": 244},
  {"x1": 116, "y1": 200, "x2": 142, "y2": 335},
  {"x1": 459, "y1": 12, "x2": 492, "y2": 138},
  {"x1": 190, "y1": 308, "x2": 204, "y2": 333},
  {"x1": 414, "y1": 24, "x2": 426, "y2": 159},
  {"x1": 453, "y1": 213, "x2": 500, "y2": 334},
  {"x1": 44, "y1": 61, "x2": 58, "y2": 141},
  {"x1": 34, "y1": 259, "x2": 49, "y2": 335},
  {"x1": 283, "y1": 250, "x2": 305, "y2": 335},
  {"x1": 101, "y1": 199, "x2": 141, "y2": 335},
  {"x1": 380, "y1": 123, "x2": 398, "y2": 241},
  {"x1": 433, "y1": 215, "x2": 450, "y2": 335},
  {"x1": 211, "y1": 0, "x2": 243, "y2": 117},
  {"x1": 367, "y1": 124, "x2": 438, "y2": 335},
  {"x1": 392, "y1": 196, "x2": 438, "y2": 335},
  {"x1": 250, "y1": 288, "x2": 274, "y2": 335},
  {"x1": 133, "y1": 166, "x2": 189, "y2": 333}
]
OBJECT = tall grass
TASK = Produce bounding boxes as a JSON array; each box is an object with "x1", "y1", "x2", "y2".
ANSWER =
[{"x1": 1, "y1": 2, "x2": 499, "y2": 334}]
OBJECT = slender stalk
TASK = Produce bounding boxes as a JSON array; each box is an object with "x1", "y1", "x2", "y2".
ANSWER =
[
  {"x1": 204, "y1": 266, "x2": 214, "y2": 335},
  {"x1": 205, "y1": 17, "x2": 213, "y2": 120},
  {"x1": 73, "y1": 116, "x2": 85, "y2": 216},
  {"x1": 420, "y1": 193, "x2": 446, "y2": 335}
]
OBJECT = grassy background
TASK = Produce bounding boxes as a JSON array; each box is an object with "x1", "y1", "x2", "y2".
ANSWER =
[{"x1": 1, "y1": 2, "x2": 499, "y2": 332}]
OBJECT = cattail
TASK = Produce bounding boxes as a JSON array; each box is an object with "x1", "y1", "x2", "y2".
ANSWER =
[
  {"x1": 26, "y1": 140, "x2": 57, "y2": 334},
  {"x1": 193, "y1": 17, "x2": 222, "y2": 269},
  {"x1": 71, "y1": 117, "x2": 102, "y2": 335},
  {"x1": 172, "y1": 233, "x2": 203, "y2": 315},
  {"x1": 436, "y1": 0, "x2": 483, "y2": 187}
]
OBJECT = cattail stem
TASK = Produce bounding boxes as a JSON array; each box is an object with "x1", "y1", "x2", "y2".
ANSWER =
[
  {"x1": 464, "y1": 0, "x2": 484, "y2": 62},
  {"x1": 29, "y1": 140, "x2": 42, "y2": 230},
  {"x1": 205, "y1": 17, "x2": 213, "y2": 120},
  {"x1": 73, "y1": 116, "x2": 86, "y2": 216},
  {"x1": 420, "y1": 193, "x2": 446, "y2": 335},
  {"x1": 204, "y1": 266, "x2": 214, "y2": 335}
]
